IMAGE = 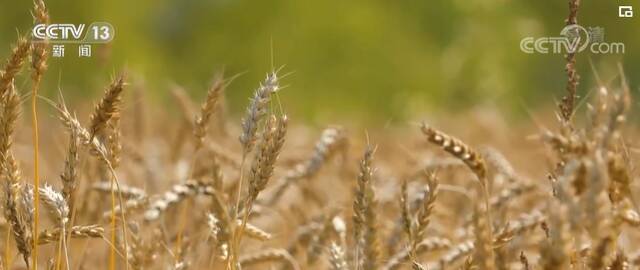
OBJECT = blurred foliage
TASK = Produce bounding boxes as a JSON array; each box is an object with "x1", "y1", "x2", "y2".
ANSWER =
[{"x1": 0, "y1": 0, "x2": 639, "y2": 125}]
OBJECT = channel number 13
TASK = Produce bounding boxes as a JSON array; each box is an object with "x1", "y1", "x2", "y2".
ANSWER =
[{"x1": 92, "y1": 25, "x2": 111, "y2": 41}]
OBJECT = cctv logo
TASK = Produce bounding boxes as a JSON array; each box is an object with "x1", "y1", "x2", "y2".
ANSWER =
[
  {"x1": 33, "y1": 24, "x2": 85, "y2": 40},
  {"x1": 32, "y1": 22, "x2": 114, "y2": 44}
]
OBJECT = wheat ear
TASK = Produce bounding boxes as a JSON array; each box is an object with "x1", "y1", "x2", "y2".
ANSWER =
[
  {"x1": 92, "y1": 182, "x2": 146, "y2": 200},
  {"x1": 0, "y1": 35, "x2": 30, "y2": 95},
  {"x1": 238, "y1": 248, "x2": 300, "y2": 270},
  {"x1": 2, "y1": 181, "x2": 31, "y2": 267},
  {"x1": 207, "y1": 190, "x2": 232, "y2": 263},
  {"x1": 38, "y1": 185, "x2": 69, "y2": 270},
  {"x1": 239, "y1": 71, "x2": 280, "y2": 156},
  {"x1": 37, "y1": 225, "x2": 104, "y2": 245},
  {"x1": 88, "y1": 74, "x2": 126, "y2": 139},
  {"x1": 414, "y1": 172, "x2": 438, "y2": 247},
  {"x1": 228, "y1": 72, "x2": 280, "y2": 270},
  {"x1": 383, "y1": 237, "x2": 452, "y2": 270},
  {"x1": 420, "y1": 123, "x2": 495, "y2": 261},
  {"x1": 60, "y1": 130, "x2": 79, "y2": 213},
  {"x1": 268, "y1": 126, "x2": 347, "y2": 205},
  {"x1": 246, "y1": 115, "x2": 287, "y2": 206},
  {"x1": 328, "y1": 242, "x2": 349, "y2": 270},
  {"x1": 0, "y1": 80, "x2": 28, "y2": 266},
  {"x1": 0, "y1": 82, "x2": 20, "y2": 163},
  {"x1": 353, "y1": 145, "x2": 380, "y2": 270},
  {"x1": 194, "y1": 74, "x2": 225, "y2": 149},
  {"x1": 558, "y1": 0, "x2": 581, "y2": 123},
  {"x1": 232, "y1": 115, "x2": 287, "y2": 268},
  {"x1": 38, "y1": 185, "x2": 69, "y2": 226},
  {"x1": 420, "y1": 123, "x2": 486, "y2": 182}
]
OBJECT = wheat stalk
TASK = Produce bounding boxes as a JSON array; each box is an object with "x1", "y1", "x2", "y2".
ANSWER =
[
  {"x1": 471, "y1": 204, "x2": 495, "y2": 270},
  {"x1": 30, "y1": 1, "x2": 50, "y2": 267}
]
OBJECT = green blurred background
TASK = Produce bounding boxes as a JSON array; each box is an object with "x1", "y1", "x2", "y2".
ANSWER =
[{"x1": 1, "y1": 0, "x2": 639, "y2": 125}]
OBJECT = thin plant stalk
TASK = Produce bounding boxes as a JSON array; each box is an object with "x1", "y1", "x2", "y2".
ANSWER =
[
  {"x1": 4, "y1": 226, "x2": 11, "y2": 269},
  {"x1": 110, "y1": 176, "x2": 117, "y2": 269},
  {"x1": 31, "y1": 61, "x2": 42, "y2": 270},
  {"x1": 31, "y1": 0, "x2": 50, "y2": 267}
]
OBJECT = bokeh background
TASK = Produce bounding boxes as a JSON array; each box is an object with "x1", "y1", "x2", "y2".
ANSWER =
[{"x1": 0, "y1": 0, "x2": 639, "y2": 125}]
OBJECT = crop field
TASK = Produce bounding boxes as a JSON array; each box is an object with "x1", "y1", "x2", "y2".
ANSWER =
[{"x1": 1, "y1": 0, "x2": 640, "y2": 269}]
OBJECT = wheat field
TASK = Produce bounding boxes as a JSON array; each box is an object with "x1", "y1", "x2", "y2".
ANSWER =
[{"x1": 1, "y1": 0, "x2": 640, "y2": 269}]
